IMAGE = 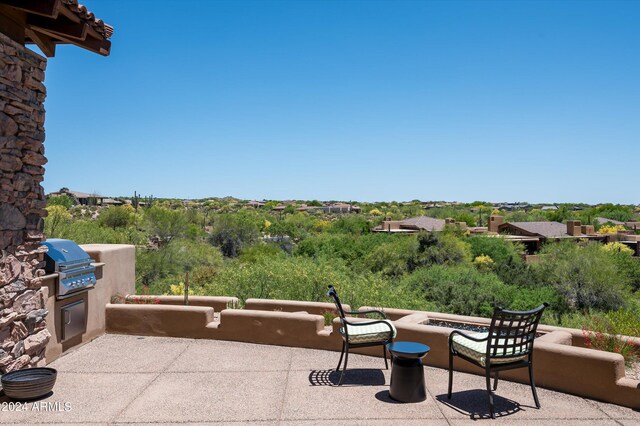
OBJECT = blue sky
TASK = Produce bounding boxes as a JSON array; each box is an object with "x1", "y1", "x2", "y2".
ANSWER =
[{"x1": 40, "y1": 0, "x2": 639, "y2": 203}]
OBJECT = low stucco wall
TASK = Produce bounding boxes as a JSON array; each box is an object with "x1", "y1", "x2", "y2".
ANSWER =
[
  {"x1": 125, "y1": 295, "x2": 238, "y2": 312},
  {"x1": 45, "y1": 244, "x2": 135, "y2": 362},
  {"x1": 105, "y1": 298, "x2": 640, "y2": 409},
  {"x1": 107, "y1": 304, "x2": 214, "y2": 338},
  {"x1": 245, "y1": 298, "x2": 349, "y2": 316}
]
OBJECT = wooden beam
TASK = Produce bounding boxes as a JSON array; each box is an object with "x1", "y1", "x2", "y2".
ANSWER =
[
  {"x1": 43, "y1": 29, "x2": 111, "y2": 56},
  {"x1": 25, "y1": 28, "x2": 55, "y2": 57},
  {"x1": 0, "y1": 5, "x2": 26, "y2": 44},
  {"x1": 78, "y1": 37, "x2": 110, "y2": 56},
  {"x1": 0, "y1": 0, "x2": 60, "y2": 18},
  {"x1": 27, "y1": 15, "x2": 87, "y2": 40}
]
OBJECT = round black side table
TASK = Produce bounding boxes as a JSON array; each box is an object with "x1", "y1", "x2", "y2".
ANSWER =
[{"x1": 386, "y1": 341, "x2": 430, "y2": 403}]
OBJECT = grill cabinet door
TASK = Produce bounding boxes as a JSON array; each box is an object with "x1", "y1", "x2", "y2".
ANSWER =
[{"x1": 61, "y1": 300, "x2": 86, "y2": 340}]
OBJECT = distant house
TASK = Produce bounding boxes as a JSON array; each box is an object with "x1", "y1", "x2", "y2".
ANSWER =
[
  {"x1": 102, "y1": 198, "x2": 123, "y2": 206},
  {"x1": 296, "y1": 204, "x2": 317, "y2": 212},
  {"x1": 494, "y1": 203, "x2": 530, "y2": 211},
  {"x1": 320, "y1": 203, "x2": 361, "y2": 214},
  {"x1": 499, "y1": 221, "x2": 578, "y2": 238},
  {"x1": 595, "y1": 217, "x2": 625, "y2": 226},
  {"x1": 540, "y1": 205, "x2": 558, "y2": 211},
  {"x1": 373, "y1": 215, "x2": 447, "y2": 233},
  {"x1": 487, "y1": 216, "x2": 604, "y2": 254},
  {"x1": 247, "y1": 201, "x2": 266, "y2": 208},
  {"x1": 595, "y1": 217, "x2": 640, "y2": 231},
  {"x1": 48, "y1": 188, "x2": 105, "y2": 206}
]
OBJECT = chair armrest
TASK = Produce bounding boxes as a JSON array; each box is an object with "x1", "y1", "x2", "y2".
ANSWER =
[
  {"x1": 449, "y1": 329, "x2": 488, "y2": 342},
  {"x1": 449, "y1": 330, "x2": 489, "y2": 347},
  {"x1": 448, "y1": 329, "x2": 488, "y2": 354},
  {"x1": 344, "y1": 309, "x2": 387, "y2": 319}
]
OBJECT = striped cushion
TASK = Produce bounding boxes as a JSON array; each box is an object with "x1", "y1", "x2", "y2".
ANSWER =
[
  {"x1": 340, "y1": 320, "x2": 397, "y2": 344},
  {"x1": 452, "y1": 332, "x2": 528, "y2": 367}
]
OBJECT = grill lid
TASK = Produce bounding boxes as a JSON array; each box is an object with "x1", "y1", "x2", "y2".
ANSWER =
[{"x1": 42, "y1": 239, "x2": 93, "y2": 267}]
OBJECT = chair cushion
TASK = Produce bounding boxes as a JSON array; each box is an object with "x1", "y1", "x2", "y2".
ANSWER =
[
  {"x1": 340, "y1": 320, "x2": 397, "y2": 344},
  {"x1": 451, "y1": 332, "x2": 528, "y2": 367}
]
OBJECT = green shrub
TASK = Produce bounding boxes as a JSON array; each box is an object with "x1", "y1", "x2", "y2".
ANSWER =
[
  {"x1": 268, "y1": 220, "x2": 308, "y2": 241},
  {"x1": 46, "y1": 194, "x2": 73, "y2": 209},
  {"x1": 467, "y1": 236, "x2": 522, "y2": 267},
  {"x1": 201, "y1": 256, "x2": 426, "y2": 310},
  {"x1": 209, "y1": 212, "x2": 261, "y2": 257},
  {"x1": 295, "y1": 233, "x2": 397, "y2": 267},
  {"x1": 238, "y1": 243, "x2": 287, "y2": 263},
  {"x1": 322, "y1": 310, "x2": 337, "y2": 326},
  {"x1": 136, "y1": 239, "x2": 223, "y2": 294},
  {"x1": 408, "y1": 232, "x2": 471, "y2": 270},
  {"x1": 401, "y1": 265, "x2": 514, "y2": 317},
  {"x1": 466, "y1": 236, "x2": 533, "y2": 285},
  {"x1": 329, "y1": 216, "x2": 372, "y2": 235},
  {"x1": 51, "y1": 220, "x2": 146, "y2": 245},
  {"x1": 99, "y1": 205, "x2": 133, "y2": 229},
  {"x1": 605, "y1": 309, "x2": 640, "y2": 338},
  {"x1": 593, "y1": 204, "x2": 634, "y2": 222},
  {"x1": 144, "y1": 206, "x2": 188, "y2": 246},
  {"x1": 361, "y1": 237, "x2": 417, "y2": 277},
  {"x1": 606, "y1": 247, "x2": 640, "y2": 292},
  {"x1": 533, "y1": 241, "x2": 629, "y2": 315},
  {"x1": 44, "y1": 205, "x2": 72, "y2": 238}
]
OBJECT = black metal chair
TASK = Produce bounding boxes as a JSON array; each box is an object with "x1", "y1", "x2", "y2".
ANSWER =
[
  {"x1": 326, "y1": 285, "x2": 396, "y2": 385},
  {"x1": 447, "y1": 303, "x2": 548, "y2": 418}
]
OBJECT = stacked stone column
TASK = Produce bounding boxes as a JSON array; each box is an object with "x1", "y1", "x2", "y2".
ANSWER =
[{"x1": 0, "y1": 32, "x2": 51, "y2": 372}]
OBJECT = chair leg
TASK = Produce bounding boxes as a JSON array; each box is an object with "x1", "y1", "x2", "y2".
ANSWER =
[
  {"x1": 336, "y1": 341, "x2": 345, "y2": 371},
  {"x1": 338, "y1": 343, "x2": 349, "y2": 386},
  {"x1": 529, "y1": 364, "x2": 541, "y2": 409},
  {"x1": 447, "y1": 350, "x2": 453, "y2": 399},
  {"x1": 383, "y1": 345, "x2": 389, "y2": 369},
  {"x1": 493, "y1": 371, "x2": 499, "y2": 391},
  {"x1": 486, "y1": 369, "x2": 495, "y2": 419}
]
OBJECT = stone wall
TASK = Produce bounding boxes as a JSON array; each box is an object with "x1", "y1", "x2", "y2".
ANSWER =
[{"x1": 0, "y1": 32, "x2": 50, "y2": 373}]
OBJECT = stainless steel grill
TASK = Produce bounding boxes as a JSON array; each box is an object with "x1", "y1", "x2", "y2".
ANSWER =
[{"x1": 42, "y1": 239, "x2": 97, "y2": 300}]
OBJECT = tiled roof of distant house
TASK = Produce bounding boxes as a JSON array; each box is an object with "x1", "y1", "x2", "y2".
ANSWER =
[
  {"x1": 595, "y1": 217, "x2": 625, "y2": 226},
  {"x1": 49, "y1": 189, "x2": 103, "y2": 199},
  {"x1": 502, "y1": 221, "x2": 572, "y2": 238},
  {"x1": 401, "y1": 216, "x2": 447, "y2": 231}
]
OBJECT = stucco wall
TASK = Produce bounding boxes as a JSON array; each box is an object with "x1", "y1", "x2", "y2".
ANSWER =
[{"x1": 0, "y1": 32, "x2": 50, "y2": 373}]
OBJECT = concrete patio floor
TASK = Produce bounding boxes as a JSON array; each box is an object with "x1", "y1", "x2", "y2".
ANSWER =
[{"x1": 1, "y1": 334, "x2": 639, "y2": 425}]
